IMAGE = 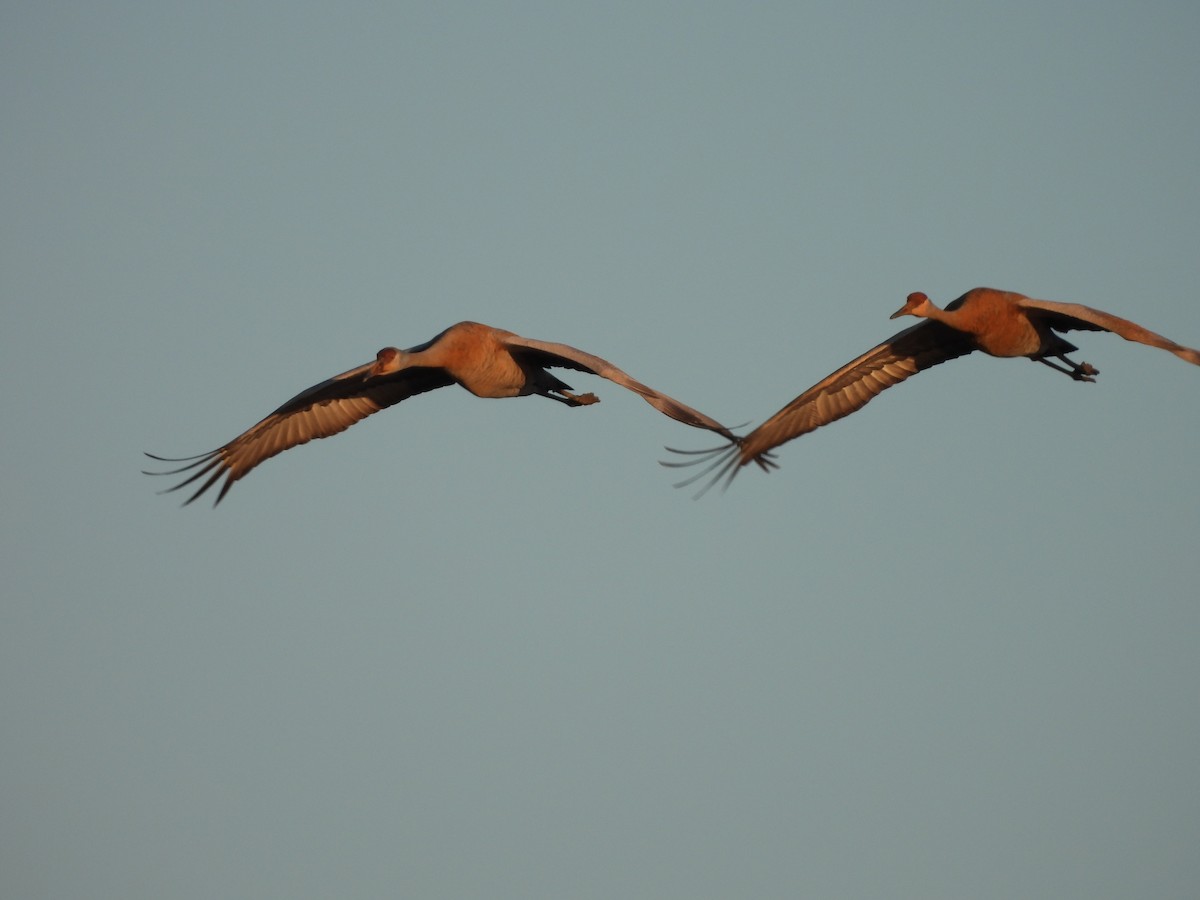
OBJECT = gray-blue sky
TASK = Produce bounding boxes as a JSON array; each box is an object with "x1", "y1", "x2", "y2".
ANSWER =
[{"x1": 3, "y1": 2, "x2": 1198, "y2": 898}]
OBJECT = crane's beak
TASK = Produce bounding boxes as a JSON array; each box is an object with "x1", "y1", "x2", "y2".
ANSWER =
[{"x1": 889, "y1": 305, "x2": 910, "y2": 320}]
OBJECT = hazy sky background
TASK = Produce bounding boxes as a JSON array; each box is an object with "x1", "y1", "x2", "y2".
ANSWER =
[{"x1": 4, "y1": 3, "x2": 1199, "y2": 898}]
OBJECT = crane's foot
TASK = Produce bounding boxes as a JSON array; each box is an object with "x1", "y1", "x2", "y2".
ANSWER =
[
  {"x1": 561, "y1": 390, "x2": 600, "y2": 406},
  {"x1": 1039, "y1": 355, "x2": 1098, "y2": 382}
]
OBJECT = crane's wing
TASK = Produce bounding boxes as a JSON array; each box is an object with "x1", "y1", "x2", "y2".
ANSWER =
[
  {"x1": 145, "y1": 362, "x2": 455, "y2": 506},
  {"x1": 499, "y1": 333, "x2": 739, "y2": 441},
  {"x1": 1016, "y1": 297, "x2": 1200, "y2": 366},
  {"x1": 663, "y1": 320, "x2": 976, "y2": 495}
]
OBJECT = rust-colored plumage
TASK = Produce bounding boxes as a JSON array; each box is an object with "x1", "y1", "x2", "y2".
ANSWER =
[
  {"x1": 666, "y1": 287, "x2": 1200, "y2": 494},
  {"x1": 146, "y1": 321, "x2": 737, "y2": 505}
]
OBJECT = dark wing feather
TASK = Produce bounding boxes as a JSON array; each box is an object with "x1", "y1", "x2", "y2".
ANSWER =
[
  {"x1": 1016, "y1": 297, "x2": 1200, "y2": 366},
  {"x1": 742, "y1": 320, "x2": 976, "y2": 457},
  {"x1": 664, "y1": 321, "x2": 975, "y2": 495},
  {"x1": 500, "y1": 334, "x2": 738, "y2": 440},
  {"x1": 145, "y1": 364, "x2": 454, "y2": 505}
]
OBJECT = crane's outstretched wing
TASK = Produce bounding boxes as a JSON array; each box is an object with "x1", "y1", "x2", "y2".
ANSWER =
[
  {"x1": 1016, "y1": 297, "x2": 1200, "y2": 366},
  {"x1": 500, "y1": 333, "x2": 739, "y2": 441},
  {"x1": 145, "y1": 362, "x2": 455, "y2": 506},
  {"x1": 663, "y1": 320, "x2": 976, "y2": 495}
]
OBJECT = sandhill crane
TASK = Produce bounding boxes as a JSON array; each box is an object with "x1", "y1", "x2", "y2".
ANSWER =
[
  {"x1": 665, "y1": 287, "x2": 1200, "y2": 494},
  {"x1": 146, "y1": 321, "x2": 738, "y2": 505}
]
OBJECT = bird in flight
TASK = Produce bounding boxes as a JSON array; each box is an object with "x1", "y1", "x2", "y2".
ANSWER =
[
  {"x1": 665, "y1": 287, "x2": 1200, "y2": 495},
  {"x1": 146, "y1": 321, "x2": 737, "y2": 505}
]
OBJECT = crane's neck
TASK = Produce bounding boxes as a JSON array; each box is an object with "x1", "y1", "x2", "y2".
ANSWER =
[{"x1": 913, "y1": 298, "x2": 956, "y2": 325}]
